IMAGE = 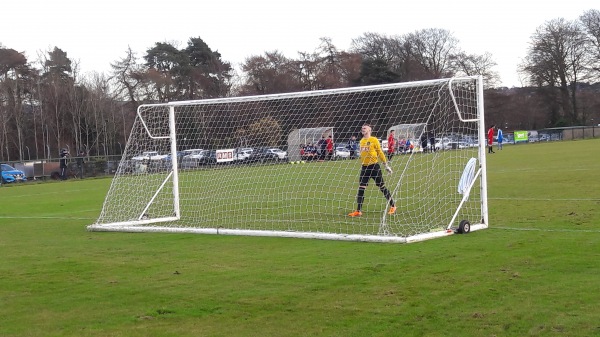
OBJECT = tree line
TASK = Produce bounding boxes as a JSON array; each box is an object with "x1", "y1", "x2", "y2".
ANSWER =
[{"x1": 0, "y1": 9, "x2": 599, "y2": 162}]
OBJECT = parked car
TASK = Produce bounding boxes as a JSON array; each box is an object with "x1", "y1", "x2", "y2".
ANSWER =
[
  {"x1": 1, "y1": 164, "x2": 27, "y2": 183},
  {"x1": 266, "y1": 148, "x2": 287, "y2": 160},
  {"x1": 183, "y1": 149, "x2": 206, "y2": 159},
  {"x1": 180, "y1": 149, "x2": 207, "y2": 169},
  {"x1": 247, "y1": 147, "x2": 283, "y2": 163},
  {"x1": 169, "y1": 149, "x2": 204, "y2": 166},
  {"x1": 234, "y1": 148, "x2": 253, "y2": 161},
  {"x1": 182, "y1": 148, "x2": 204, "y2": 155},
  {"x1": 435, "y1": 138, "x2": 452, "y2": 150},
  {"x1": 197, "y1": 150, "x2": 218, "y2": 165},
  {"x1": 334, "y1": 146, "x2": 351, "y2": 159},
  {"x1": 446, "y1": 141, "x2": 469, "y2": 150},
  {"x1": 131, "y1": 151, "x2": 168, "y2": 161},
  {"x1": 237, "y1": 147, "x2": 254, "y2": 154},
  {"x1": 162, "y1": 151, "x2": 186, "y2": 165}
]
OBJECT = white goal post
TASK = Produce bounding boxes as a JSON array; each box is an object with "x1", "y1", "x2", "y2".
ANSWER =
[{"x1": 89, "y1": 76, "x2": 489, "y2": 243}]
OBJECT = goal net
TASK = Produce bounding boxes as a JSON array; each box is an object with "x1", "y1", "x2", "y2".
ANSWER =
[{"x1": 89, "y1": 76, "x2": 489, "y2": 243}]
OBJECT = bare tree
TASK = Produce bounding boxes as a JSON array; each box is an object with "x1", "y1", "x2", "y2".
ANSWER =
[
  {"x1": 451, "y1": 51, "x2": 501, "y2": 88},
  {"x1": 350, "y1": 32, "x2": 404, "y2": 84},
  {"x1": 521, "y1": 18, "x2": 591, "y2": 125},
  {"x1": 238, "y1": 51, "x2": 302, "y2": 95},
  {"x1": 312, "y1": 37, "x2": 361, "y2": 89},
  {"x1": 72, "y1": 72, "x2": 122, "y2": 156},
  {"x1": 350, "y1": 32, "x2": 398, "y2": 63},
  {"x1": 350, "y1": 30, "x2": 459, "y2": 83},
  {"x1": 291, "y1": 50, "x2": 320, "y2": 91},
  {"x1": 580, "y1": 9, "x2": 600, "y2": 80},
  {"x1": 403, "y1": 28, "x2": 458, "y2": 79},
  {"x1": 334, "y1": 50, "x2": 362, "y2": 85}
]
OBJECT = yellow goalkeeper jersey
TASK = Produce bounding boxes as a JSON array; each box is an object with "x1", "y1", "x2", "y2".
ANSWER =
[{"x1": 359, "y1": 136, "x2": 387, "y2": 166}]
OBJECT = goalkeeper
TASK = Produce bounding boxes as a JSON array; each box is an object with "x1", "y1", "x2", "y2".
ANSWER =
[{"x1": 348, "y1": 124, "x2": 396, "y2": 217}]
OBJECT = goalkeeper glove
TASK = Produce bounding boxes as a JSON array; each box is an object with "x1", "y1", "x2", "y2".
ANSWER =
[{"x1": 385, "y1": 163, "x2": 393, "y2": 174}]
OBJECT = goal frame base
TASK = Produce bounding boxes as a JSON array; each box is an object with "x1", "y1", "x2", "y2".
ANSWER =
[{"x1": 86, "y1": 223, "x2": 488, "y2": 244}]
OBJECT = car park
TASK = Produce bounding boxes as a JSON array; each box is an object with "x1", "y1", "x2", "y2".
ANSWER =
[
  {"x1": 266, "y1": 148, "x2": 287, "y2": 160},
  {"x1": 182, "y1": 149, "x2": 206, "y2": 160},
  {"x1": 162, "y1": 151, "x2": 186, "y2": 165},
  {"x1": 435, "y1": 138, "x2": 452, "y2": 150},
  {"x1": 197, "y1": 150, "x2": 218, "y2": 165},
  {"x1": 181, "y1": 150, "x2": 209, "y2": 168},
  {"x1": 247, "y1": 147, "x2": 283, "y2": 163},
  {"x1": 181, "y1": 149, "x2": 204, "y2": 158},
  {"x1": 237, "y1": 147, "x2": 254, "y2": 154},
  {"x1": 130, "y1": 151, "x2": 169, "y2": 172},
  {"x1": 1, "y1": 164, "x2": 28, "y2": 183},
  {"x1": 446, "y1": 141, "x2": 469, "y2": 150},
  {"x1": 131, "y1": 151, "x2": 168, "y2": 161},
  {"x1": 234, "y1": 148, "x2": 253, "y2": 161},
  {"x1": 334, "y1": 146, "x2": 351, "y2": 159},
  {"x1": 465, "y1": 139, "x2": 479, "y2": 147},
  {"x1": 183, "y1": 148, "x2": 204, "y2": 154}
]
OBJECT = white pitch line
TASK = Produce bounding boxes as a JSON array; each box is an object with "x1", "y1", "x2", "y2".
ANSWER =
[
  {"x1": 492, "y1": 167, "x2": 595, "y2": 173},
  {"x1": 2, "y1": 188, "x2": 103, "y2": 199},
  {"x1": 489, "y1": 197, "x2": 600, "y2": 201},
  {"x1": 0, "y1": 216, "x2": 97, "y2": 220},
  {"x1": 491, "y1": 227, "x2": 600, "y2": 233}
]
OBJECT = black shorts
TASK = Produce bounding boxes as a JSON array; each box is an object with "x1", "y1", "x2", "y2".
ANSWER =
[{"x1": 359, "y1": 163, "x2": 384, "y2": 187}]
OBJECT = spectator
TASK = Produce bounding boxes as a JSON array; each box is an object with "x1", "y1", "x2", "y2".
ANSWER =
[
  {"x1": 488, "y1": 125, "x2": 496, "y2": 154},
  {"x1": 317, "y1": 136, "x2": 327, "y2": 161},
  {"x1": 59, "y1": 148, "x2": 69, "y2": 180},
  {"x1": 428, "y1": 131, "x2": 436, "y2": 152},
  {"x1": 420, "y1": 133, "x2": 428, "y2": 153},
  {"x1": 310, "y1": 143, "x2": 318, "y2": 159},
  {"x1": 387, "y1": 130, "x2": 396, "y2": 160},
  {"x1": 497, "y1": 128, "x2": 504, "y2": 150},
  {"x1": 398, "y1": 138, "x2": 407, "y2": 154},
  {"x1": 305, "y1": 143, "x2": 317, "y2": 161},
  {"x1": 300, "y1": 144, "x2": 305, "y2": 158},
  {"x1": 326, "y1": 135, "x2": 334, "y2": 160},
  {"x1": 405, "y1": 139, "x2": 413, "y2": 154},
  {"x1": 76, "y1": 151, "x2": 85, "y2": 178},
  {"x1": 348, "y1": 135, "x2": 358, "y2": 158}
]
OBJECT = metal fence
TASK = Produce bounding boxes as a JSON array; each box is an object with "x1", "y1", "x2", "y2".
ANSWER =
[
  {"x1": 2, "y1": 126, "x2": 599, "y2": 183},
  {"x1": 4, "y1": 155, "x2": 123, "y2": 181},
  {"x1": 551, "y1": 126, "x2": 600, "y2": 140},
  {"x1": 503, "y1": 126, "x2": 599, "y2": 144}
]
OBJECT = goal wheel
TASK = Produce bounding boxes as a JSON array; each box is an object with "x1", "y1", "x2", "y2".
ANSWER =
[{"x1": 457, "y1": 220, "x2": 471, "y2": 234}]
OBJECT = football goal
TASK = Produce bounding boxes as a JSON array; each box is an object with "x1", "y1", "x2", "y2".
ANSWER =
[{"x1": 88, "y1": 76, "x2": 489, "y2": 243}]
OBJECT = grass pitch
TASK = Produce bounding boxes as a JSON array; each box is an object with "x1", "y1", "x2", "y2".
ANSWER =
[{"x1": 0, "y1": 138, "x2": 599, "y2": 336}]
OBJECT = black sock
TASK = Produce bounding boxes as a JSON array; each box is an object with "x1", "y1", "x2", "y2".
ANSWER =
[
  {"x1": 380, "y1": 186, "x2": 395, "y2": 207},
  {"x1": 357, "y1": 188, "x2": 365, "y2": 211}
]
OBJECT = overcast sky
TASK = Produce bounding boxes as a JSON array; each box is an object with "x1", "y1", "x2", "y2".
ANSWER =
[{"x1": 2, "y1": 0, "x2": 598, "y2": 87}]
